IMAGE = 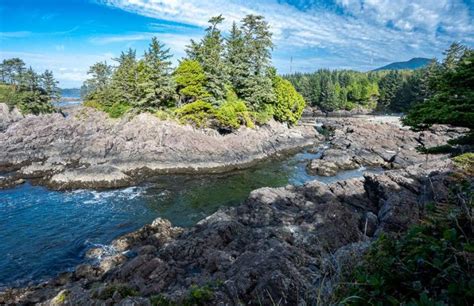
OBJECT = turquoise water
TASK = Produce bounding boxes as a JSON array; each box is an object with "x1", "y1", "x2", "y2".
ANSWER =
[{"x1": 0, "y1": 149, "x2": 377, "y2": 288}]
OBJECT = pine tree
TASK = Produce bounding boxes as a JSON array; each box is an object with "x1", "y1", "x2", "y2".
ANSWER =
[
  {"x1": 174, "y1": 59, "x2": 210, "y2": 105},
  {"x1": 225, "y1": 21, "x2": 246, "y2": 93},
  {"x1": 187, "y1": 15, "x2": 228, "y2": 104},
  {"x1": 83, "y1": 61, "x2": 112, "y2": 103},
  {"x1": 41, "y1": 70, "x2": 60, "y2": 101},
  {"x1": 319, "y1": 76, "x2": 339, "y2": 112},
  {"x1": 136, "y1": 37, "x2": 176, "y2": 110},
  {"x1": 238, "y1": 15, "x2": 275, "y2": 110},
  {"x1": 111, "y1": 49, "x2": 139, "y2": 106}
]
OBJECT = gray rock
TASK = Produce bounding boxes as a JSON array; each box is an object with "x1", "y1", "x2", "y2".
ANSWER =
[{"x1": 0, "y1": 104, "x2": 320, "y2": 189}]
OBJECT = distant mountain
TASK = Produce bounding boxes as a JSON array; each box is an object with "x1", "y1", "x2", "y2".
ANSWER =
[
  {"x1": 373, "y1": 57, "x2": 432, "y2": 71},
  {"x1": 61, "y1": 88, "x2": 81, "y2": 98}
]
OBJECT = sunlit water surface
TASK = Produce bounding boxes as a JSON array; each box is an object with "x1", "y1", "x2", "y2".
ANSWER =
[{"x1": 0, "y1": 148, "x2": 380, "y2": 288}]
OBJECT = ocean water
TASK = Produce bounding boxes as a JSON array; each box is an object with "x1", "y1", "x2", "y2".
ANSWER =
[{"x1": 0, "y1": 148, "x2": 379, "y2": 288}]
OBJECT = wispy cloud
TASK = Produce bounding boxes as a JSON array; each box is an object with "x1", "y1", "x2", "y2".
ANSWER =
[
  {"x1": 0, "y1": 51, "x2": 114, "y2": 87},
  {"x1": 0, "y1": 31, "x2": 32, "y2": 39},
  {"x1": 97, "y1": 0, "x2": 474, "y2": 72}
]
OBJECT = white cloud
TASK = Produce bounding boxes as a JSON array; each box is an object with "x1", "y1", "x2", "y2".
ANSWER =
[
  {"x1": 0, "y1": 51, "x2": 114, "y2": 87},
  {"x1": 97, "y1": 0, "x2": 473, "y2": 72},
  {"x1": 0, "y1": 31, "x2": 32, "y2": 39}
]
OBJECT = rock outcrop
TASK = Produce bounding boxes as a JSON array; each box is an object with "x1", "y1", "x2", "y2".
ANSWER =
[
  {"x1": 307, "y1": 117, "x2": 465, "y2": 176},
  {"x1": 0, "y1": 104, "x2": 320, "y2": 189},
  {"x1": 0, "y1": 160, "x2": 458, "y2": 305}
]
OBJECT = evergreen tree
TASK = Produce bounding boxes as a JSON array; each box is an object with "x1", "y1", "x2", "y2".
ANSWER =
[
  {"x1": 1, "y1": 58, "x2": 26, "y2": 85},
  {"x1": 174, "y1": 59, "x2": 210, "y2": 105},
  {"x1": 378, "y1": 71, "x2": 403, "y2": 110},
  {"x1": 187, "y1": 15, "x2": 228, "y2": 104},
  {"x1": 319, "y1": 76, "x2": 339, "y2": 112},
  {"x1": 225, "y1": 21, "x2": 246, "y2": 94},
  {"x1": 238, "y1": 15, "x2": 275, "y2": 110},
  {"x1": 83, "y1": 61, "x2": 112, "y2": 103},
  {"x1": 111, "y1": 49, "x2": 139, "y2": 106},
  {"x1": 41, "y1": 70, "x2": 60, "y2": 101},
  {"x1": 404, "y1": 44, "x2": 474, "y2": 131},
  {"x1": 136, "y1": 37, "x2": 176, "y2": 110}
]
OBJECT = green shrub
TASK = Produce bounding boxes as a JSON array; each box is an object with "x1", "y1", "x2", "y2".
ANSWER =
[
  {"x1": 0, "y1": 84, "x2": 19, "y2": 108},
  {"x1": 252, "y1": 103, "x2": 274, "y2": 125},
  {"x1": 272, "y1": 76, "x2": 305, "y2": 125},
  {"x1": 215, "y1": 97, "x2": 254, "y2": 130},
  {"x1": 453, "y1": 152, "x2": 474, "y2": 174},
  {"x1": 336, "y1": 179, "x2": 473, "y2": 305},
  {"x1": 83, "y1": 99, "x2": 104, "y2": 110},
  {"x1": 186, "y1": 285, "x2": 214, "y2": 305},
  {"x1": 155, "y1": 108, "x2": 176, "y2": 121},
  {"x1": 150, "y1": 294, "x2": 175, "y2": 306},
  {"x1": 175, "y1": 100, "x2": 215, "y2": 128},
  {"x1": 96, "y1": 284, "x2": 138, "y2": 300},
  {"x1": 106, "y1": 102, "x2": 132, "y2": 118},
  {"x1": 83, "y1": 100, "x2": 131, "y2": 118},
  {"x1": 174, "y1": 59, "x2": 211, "y2": 104}
]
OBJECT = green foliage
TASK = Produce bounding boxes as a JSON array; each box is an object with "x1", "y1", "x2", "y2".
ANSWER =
[
  {"x1": 96, "y1": 284, "x2": 138, "y2": 300},
  {"x1": 215, "y1": 89, "x2": 254, "y2": 129},
  {"x1": 175, "y1": 100, "x2": 215, "y2": 128},
  {"x1": 135, "y1": 38, "x2": 176, "y2": 110},
  {"x1": 404, "y1": 44, "x2": 474, "y2": 131},
  {"x1": 272, "y1": 76, "x2": 305, "y2": 125},
  {"x1": 453, "y1": 152, "x2": 474, "y2": 174},
  {"x1": 235, "y1": 15, "x2": 275, "y2": 110},
  {"x1": 0, "y1": 58, "x2": 57, "y2": 114},
  {"x1": 285, "y1": 69, "x2": 382, "y2": 112},
  {"x1": 187, "y1": 15, "x2": 228, "y2": 104},
  {"x1": 81, "y1": 16, "x2": 306, "y2": 127},
  {"x1": 0, "y1": 84, "x2": 19, "y2": 108},
  {"x1": 83, "y1": 100, "x2": 131, "y2": 118},
  {"x1": 252, "y1": 103, "x2": 274, "y2": 125},
  {"x1": 155, "y1": 108, "x2": 176, "y2": 121},
  {"x1": 336, "y1": 178, "x2": 473, "y2": 305},
  {"x1": 149, "y1": 285, "x2": 215, "y2": 306},
  {"x1": 174, "y1": 59, "x2": 211, "y2": 104},
  {"x1": 187, "y1": 285, "x2": 214, "y2": 305}
]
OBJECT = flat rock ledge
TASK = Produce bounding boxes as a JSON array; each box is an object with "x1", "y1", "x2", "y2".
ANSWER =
[
  {"x1": 0, "y1": 159, "x2": 461, "y2": 305},
  {"x1": 0, "y1": 104, "x2": 321, "y2": 190},
  {"x1": 306, "y1": 117, "x2": 466, "y2": 176}
]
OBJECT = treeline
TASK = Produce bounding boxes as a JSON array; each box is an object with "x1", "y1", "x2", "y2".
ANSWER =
[
  {"x1": 82, "y1": 15, "x2": 305, "y2": 130},
  {"x1": 285, "y1": 68, "x2": 431, "y2": 113},
  {"x1": 404, "y1": 43, "x2": 473, "y2": 133},
  {"x1": 0, "y1": 58, "x2": 59, "y2": 114}
]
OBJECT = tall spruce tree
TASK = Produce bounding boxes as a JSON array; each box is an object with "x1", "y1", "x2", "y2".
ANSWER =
[
  {"x1": 136, "y1": 37, "x2": 176, "y2": 110},
  {"x1": 225, "y1": 21, "x2": 246, "y2": 94},
  {"x1": 238, "y1": 15, "x2": 275, "y2": 110},
  {"x1": 186, "y1": 15, "x2": 228, "y2": 104},
  {"x1": 83, "y1": 61, "x2": 112, "y2": 103},
  {"x1": 41, "y1": 70, "x2": 60, "y2": 101},
  {"x1": 111, "y1": 49, "x2": 139, "y2": 106}
]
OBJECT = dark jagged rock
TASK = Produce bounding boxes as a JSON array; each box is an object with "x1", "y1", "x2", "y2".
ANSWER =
[
  {"x1": 0, "y1": 160, "x2": 457, "y2": 305},
  {"x1": 0, "y1": 104, "x2": 320, "y2": 190},
  {"x1": 306, "y1": 117, "x2": 466, "y2": 176}
]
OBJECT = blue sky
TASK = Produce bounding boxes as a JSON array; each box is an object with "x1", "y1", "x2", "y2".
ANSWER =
[{"x1": 1, "y1": 0, "x2": 473, "y2": 88}]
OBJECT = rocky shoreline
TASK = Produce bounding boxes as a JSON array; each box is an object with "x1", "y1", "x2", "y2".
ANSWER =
[
  {"x1": 0, "y1": 108, "x2": 469, "y2": 305},
  {"x1": 0, "y1": 103, "x2": 320, "y2": 190},
  {"x1": 0, "y1": 159, "x2": 461, "y2": 305}
]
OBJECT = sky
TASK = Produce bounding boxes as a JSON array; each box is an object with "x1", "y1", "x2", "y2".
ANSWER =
[{"x1": 1, "y1": 0, "x2": 473, "y2": 88}]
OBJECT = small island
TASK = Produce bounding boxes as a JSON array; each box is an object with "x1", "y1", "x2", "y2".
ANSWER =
[{"x1": 0, "y1": 4, "x2": 472, "y2": 306}]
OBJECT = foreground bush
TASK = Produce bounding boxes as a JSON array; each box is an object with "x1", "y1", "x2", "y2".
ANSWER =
[
  {"x1": 83, "y1": 100, "x2": 132, "y2": 118},
  {"x1": 175, "y1": 100, "x2": 215, "y2": 128},
  {"x1": 272, "y1": 76, "x2": 305, "y2": 125},
  {"x1": 336, "y1": 168, "x2": 473, "y2": 305}
]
